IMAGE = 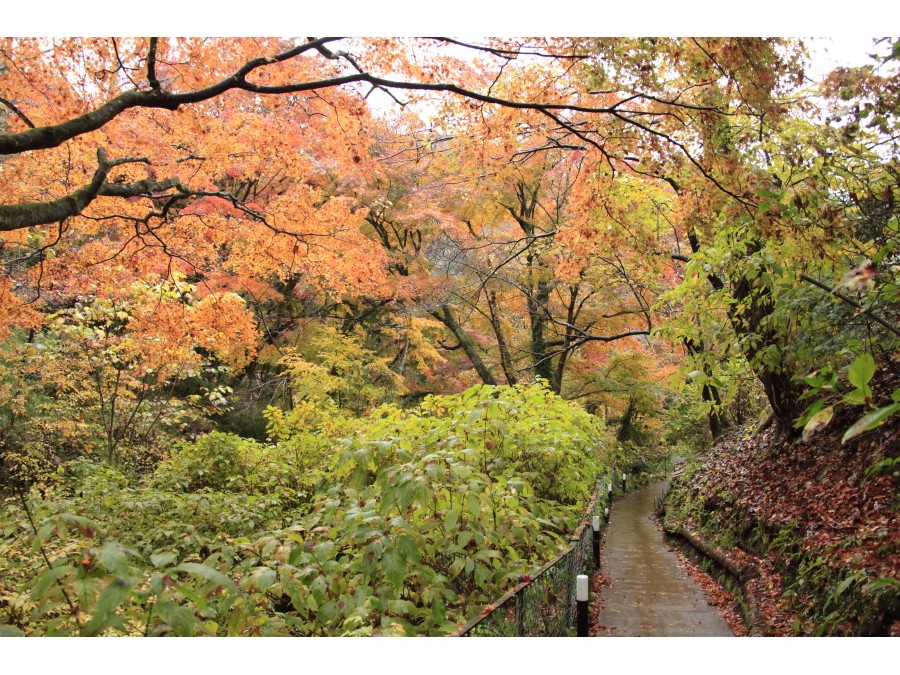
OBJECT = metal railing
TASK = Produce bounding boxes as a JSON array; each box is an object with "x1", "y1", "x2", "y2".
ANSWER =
[{"x1": 454, "y1": 477, "x2": 609, "y2": 637}]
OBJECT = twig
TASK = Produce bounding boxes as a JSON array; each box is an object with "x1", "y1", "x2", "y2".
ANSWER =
[
  {"x1": 800, "y1": 274, "x2": 900, "y2": 338},
  {"x1": 14, "y1": 485, "x2": 83, "y2": 631}
]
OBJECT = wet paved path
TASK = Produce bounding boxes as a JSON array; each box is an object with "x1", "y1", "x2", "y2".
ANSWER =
[{"x1": 596, "y1": 478, "x2": 733, "y2": 636}]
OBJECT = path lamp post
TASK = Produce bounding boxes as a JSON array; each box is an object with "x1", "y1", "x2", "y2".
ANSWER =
[
  {"x1": 592, "y1": 515, "x2": 601, "y2": 568},
  {"x1": 607, "y1": 480, "x2": 613, "y2": 502},
  {"x1": 622, "y1": 472, "x2": 627, "y2": 492},
  {"x1": 576, "y1": 574, "x2": 589, "y2": 637}
]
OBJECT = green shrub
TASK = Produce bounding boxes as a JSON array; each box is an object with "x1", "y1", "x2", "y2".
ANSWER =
[
  {"x1": 155, "y1": 432, "x2": 248, "y2": 492},
  {"x1": 0, "y1": 383, "x2": 609, "y2": 636}
]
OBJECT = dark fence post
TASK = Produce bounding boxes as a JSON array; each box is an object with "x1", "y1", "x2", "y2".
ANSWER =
[
  {"x1": 456, "y1": 479, "x2": 604, "y2": 637},
  {"x1": 515, "y1": 588, "x2": 524, "y2": 636},
  {"x1": 576, "y1": 574, "x2": 589, "y2": 636}
]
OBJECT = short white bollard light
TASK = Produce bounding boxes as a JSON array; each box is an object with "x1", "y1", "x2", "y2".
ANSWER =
[
  {"x1": 604, "y1": 507, "x2": 609, "y2": 519},
  {"x1": 592, "y1": 515, "x2": 601, "y2": 567},
  {"x1": 576, "y1": 574, "x2": 590, "y2": 637},
  {"x1": 622, "y1": 472, "x2": 628, "y2": 492}
]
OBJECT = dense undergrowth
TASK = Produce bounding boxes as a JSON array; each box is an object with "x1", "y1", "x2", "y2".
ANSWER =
[
  {"x1": 0, "y1": 382, "x2": 608, "y2": 636},
  {"x1": 663, "y1": 397, "x2": 899, "y2": 636}
]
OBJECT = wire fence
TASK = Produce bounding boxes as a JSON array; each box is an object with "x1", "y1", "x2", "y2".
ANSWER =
[{"x1": 454, "y1": 476, "x2": 610, "y2": 637}]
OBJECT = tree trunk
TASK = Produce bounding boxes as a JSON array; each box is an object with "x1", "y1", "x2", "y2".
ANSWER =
[
  {"x1": 527, "y1": 273, "x2": 557, "y2": 390},
  {"x1": 684, "y1": 336, "x2": 728, "y2": 440},
  {"x1": 486, "y1": 290, "x2": 518, "y2": 385},
  {"x1": 432, "y1": 306, "x2": 498, "y2": 385},
  {"x1": 729, "y1": 261, "x2": 803, "y2": 434},
  {"x1": 687, "y1": 232, "x2": 801, "y2": 435}
]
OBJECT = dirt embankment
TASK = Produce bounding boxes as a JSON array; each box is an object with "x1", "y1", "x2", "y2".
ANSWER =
[{"x1": 661, "y1": 402, "x2": 899, "y2": 636}]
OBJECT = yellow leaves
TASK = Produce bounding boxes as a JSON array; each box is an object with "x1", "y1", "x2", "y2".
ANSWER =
[
  {"x1": 278, "y1": 325, "x2": 404, "y2": 414},
  {"x1": 48, "y1": 279, "x2": 258, "y2": 384},
  {"x1": 382, "y1": 316, "x2": 447, "y2": 377},
  {"x1": 802, "y1": 406, "x2": 834, "y2": 443}
]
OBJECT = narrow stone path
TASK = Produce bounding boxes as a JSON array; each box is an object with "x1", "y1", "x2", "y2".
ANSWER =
[{"x1": 596, "y1": 478, "x2": 733, "y2": 636}]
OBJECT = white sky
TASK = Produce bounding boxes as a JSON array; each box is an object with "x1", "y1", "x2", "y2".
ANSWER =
[
  {"x1": 5, "y1": 1, "x2": 898, "y2": 39},
  {"x1": 806, "y1": 36, "x2": 889, "y2": 78},
  {"x1": 4, "y1": 1, "x2": 893, "y2": 76}
]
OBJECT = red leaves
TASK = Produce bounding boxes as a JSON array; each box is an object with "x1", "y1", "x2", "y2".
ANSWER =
[
  {"x1": 181, "y1": 195, "x2": 236, "y2": 216},
  {"x1": 673, "y1": 546, "x2": 747, "y2": 636},
  {"x1": 673, "y1": 399, "x2": 900, "y2": 634},
  {"x1": 836, "y1": 259, "x2": 876, "y2": 293}
]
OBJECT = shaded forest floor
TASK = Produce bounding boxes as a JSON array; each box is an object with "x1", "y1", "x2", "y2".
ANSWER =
[{"x1": 662, "y1": 381, "x2": 899, "y2": 636}]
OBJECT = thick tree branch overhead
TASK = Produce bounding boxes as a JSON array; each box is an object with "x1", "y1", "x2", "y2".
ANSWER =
[
  {"x1": 0, "y1": 36, "x2": 780, "y2": 250},
  {"x1": 0, "y1": 148, "x2": 112, "y2": 231},
  {"x1": 1, "y1": 39, "x2": 682, "y2": 235},
  {"x1": 0, "y1": 150, "x2": 167, "y2": 231},
  {"x1": 0, "y1": 37, "x2": 729, "y2": 168}
]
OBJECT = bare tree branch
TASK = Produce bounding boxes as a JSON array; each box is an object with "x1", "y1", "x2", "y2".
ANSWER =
[
  {"x1": 0, "y1": 95, "x2": 35, "y2": 128},
  {"x1": 0, "y1": 37, "x2": 733, "y2": 161},
  {"x1": 146, "y1": 37, "x2": 161, "y2": 91},
  {"x1": 800, "y1": 273, "x2": 900, "y2": 338},
  {"x1": 427, "y1": 37, "x2": 589, "y2": 60},
  {"x1": 0, "y1": 148, "x2": 112, "y2": 230}
]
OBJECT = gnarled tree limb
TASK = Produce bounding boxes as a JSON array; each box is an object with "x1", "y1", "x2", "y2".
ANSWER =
[
  {"x1": 0, "y1": 148, "x2": 112, "y2": 230},
  {"x1": 0, "y1": 150, "x2": 171, "y2": 231}
]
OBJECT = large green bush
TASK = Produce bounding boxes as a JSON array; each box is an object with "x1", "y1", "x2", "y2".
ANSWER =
[{"x1": 0, "y1": 382, "x2": 608, "y2": 636}]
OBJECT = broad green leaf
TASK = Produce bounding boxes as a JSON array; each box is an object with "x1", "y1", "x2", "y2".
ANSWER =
[
  {"x1": 396, "y1": 535, "x2": 420, "y2": 564},
  {"x1": 248, "y1": 566, "x2": 277, "y2": 592},
  {"x1": 81, "y1": 578, "x2": 133, "y2": 636},
  {"x1": 464, "y1": 491, "x2": 482, "y2": 517},
  {"x1": 0, "y1": 626, "x2": 26, "y2": 637},
  {"x1": 176, "y1": 562, "x2": 237, "y2": 591},
  {"x1": 848, "y1": 353, "x2": 876, "y2": 390},
  {"x1": 449, "y1": 557, "x2": 466, "y2": 577},
  {"x1": 796, "y1": 399, "x2": 825, "y2": 428},
  {"x1": 843, "y1": 389, "x2": 868, "y2": 406},
  {"x1": 834, "y1": 575, "x2": 859, "y2": 597},
  {"x1": 387, "y1": 598, "x2": 417, "y2": 614},
  {"x1": 842, "y1": 403, "x2": 900, "y2": 443},
  {"x1": 864, "y1": 578, "x2": 899, "y2": 593},
  {"x1": 150, "y1": 551, "x2": 178, "y2": 568},
  {"x1": 30, "y1": 565, "x2": 74, "y2": 600},
  {"x1": 473, "y1": 562, "x2": 491, "y2": 587},
  {"x1": 871, "y1": 240, "x2": 896, "y2": 266},
  {"x1": 382, "y1": 549, "x2": 406, "y2": 587},
  {"x1": 311, "y1": 541, "x2": 335, "y2": 563},
  {"x1": 153, "y1": 601, "x2": 199, "y2": 636}
]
